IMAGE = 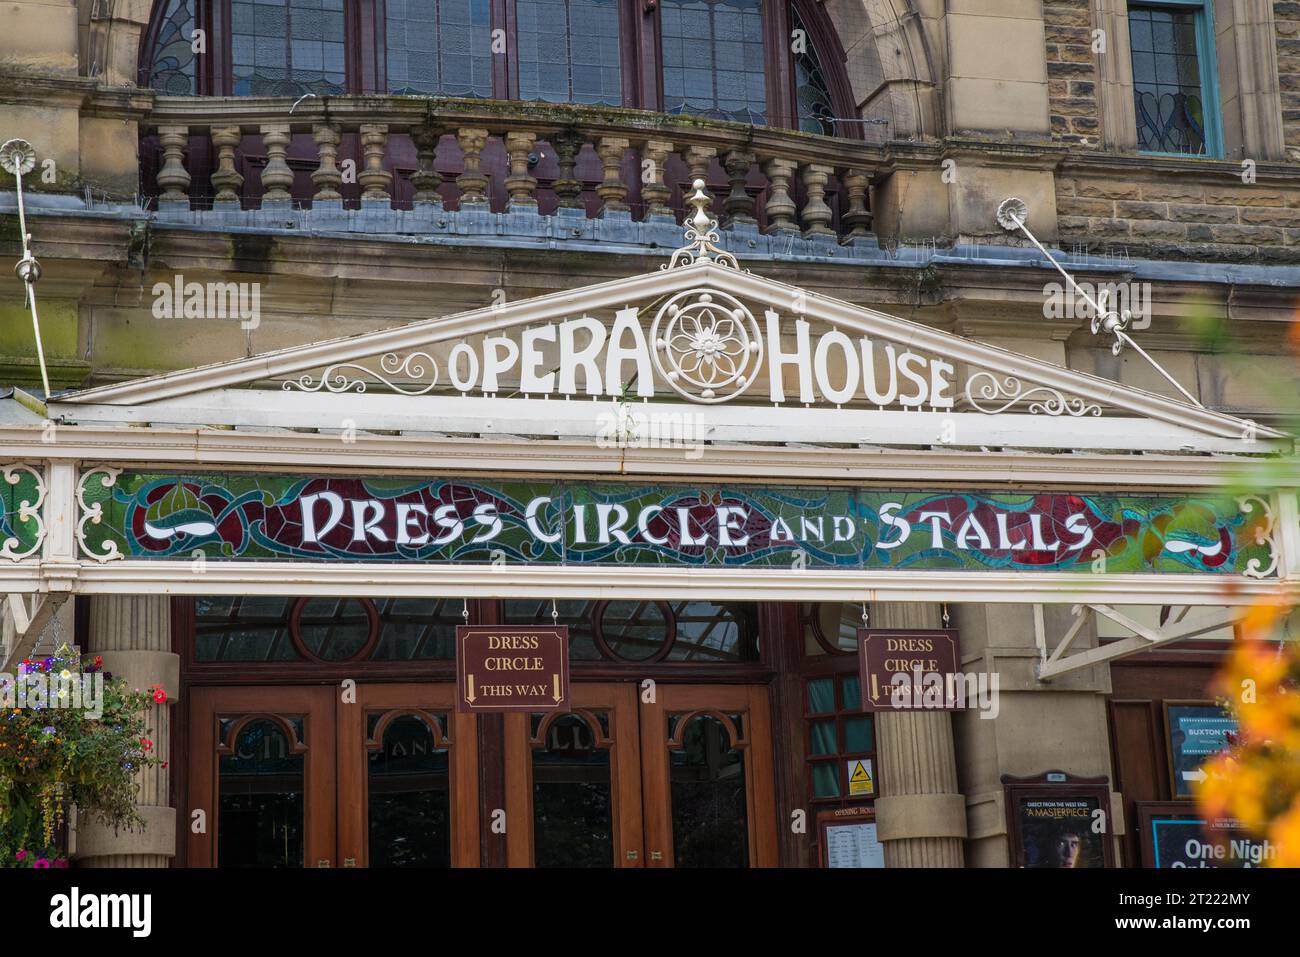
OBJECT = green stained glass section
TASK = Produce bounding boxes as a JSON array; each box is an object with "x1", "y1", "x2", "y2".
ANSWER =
[
  {"x1": 0, "y1": 468, "x2": 44, "y2": 557},
  {"x1": 77, "y1": 470, "x2": 1271, "y2": 577}
]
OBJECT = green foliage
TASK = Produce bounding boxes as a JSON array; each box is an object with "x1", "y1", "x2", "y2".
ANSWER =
[{"x1": 0, "y1": 645, "x2": 164, "y2": 867}]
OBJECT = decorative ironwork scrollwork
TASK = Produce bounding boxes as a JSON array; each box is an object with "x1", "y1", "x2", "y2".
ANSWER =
[
  {"x1": 650, "y1": 288, "x2": 762, "y2": 403},
  {"x1": 965, "y1": 372, "x2": 1102, "y2": 417},
  {"x1": 1236, "y1": 494, "x2": 1279, "y2": 580},
  {"x1": 0, "y1": 464, "x2": 45, "y2": 561},
  {"x1": 283, "y1": 351, "x2": 440, "y2": 395},
  {"x1": 664, "y1": 179, "x2": 741, "y2": 271},
  {"x1": 76, "y1": 467, "x2": 123, "y2": 563}
]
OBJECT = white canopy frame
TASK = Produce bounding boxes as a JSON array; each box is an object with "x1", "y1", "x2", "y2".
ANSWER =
[{"x1": 0, "y1": 241, "x2": 1294, "y2": 674}]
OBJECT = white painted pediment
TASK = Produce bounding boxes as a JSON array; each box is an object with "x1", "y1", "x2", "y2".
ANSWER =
[{"x1": 51, "y1": 243, "x2": 1288, "y2": 455}]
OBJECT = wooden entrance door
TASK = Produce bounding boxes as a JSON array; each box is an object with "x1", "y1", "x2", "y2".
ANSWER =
[
  {"x1": 504, "y1": 682, "x2": 777, "y2": 867},
  {"x1": 188, "y1": 684, "x2": 477, "y2": 867}
]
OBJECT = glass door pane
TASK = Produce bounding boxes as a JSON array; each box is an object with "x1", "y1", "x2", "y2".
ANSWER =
[
  {"x1": 337, "y1": 683, "x2": 479, "y2": 868},
  {"x1": 218, "y1": 717, "x2": 306, "y2": 867},
  {"x1": 188, "y1": 686, "x2": 336, "y2": 868},
  {"x1": 639, "y1": 684, "x2": 777, "y2": 867},
  {"x1": 505, "y1": 683, "x2": 644, "y2": 866},
  {"x1": 367, "y1": 713, "x2": 452, "y2": 867}
]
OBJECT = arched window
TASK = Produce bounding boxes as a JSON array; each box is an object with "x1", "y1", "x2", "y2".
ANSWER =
[{"x1": 140, "y1": 0, "x2": 856, "y2": 134}]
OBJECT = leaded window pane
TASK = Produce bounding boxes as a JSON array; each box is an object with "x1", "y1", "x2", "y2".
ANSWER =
[
  {"x1": 516, "y1": 0, "x2": 623, "y2": 105},
  {"x1": 661, "y1": 0, "x2": 766, "y2": 124},
  {"x1": 1129, "y1": 6, "x2": 1207, "y2": 155},
  {"x1": 147, "y1": 0, "x2": 198, "y2": 95},
  {"x1": 387, "y1": 0, "x2": 494, "y2": 97},
  {"x1": 792, "y1": 7, "x2": 835, "y2": 136},
  {"x1": 232, "y1": 0, "x2": 347, "y2": 96}
]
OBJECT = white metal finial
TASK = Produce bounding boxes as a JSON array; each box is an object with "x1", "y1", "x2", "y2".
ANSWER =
[{"x1": 664, "y1": 178, "x2": 741, "y2": 270}]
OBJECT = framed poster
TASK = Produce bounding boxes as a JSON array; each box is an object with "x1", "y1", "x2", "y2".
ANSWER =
[
  {"x1": 1138, "y1": 802, "x2": 1275, "y2": 867},
  {"x1": 817, "y1": 806, "x2": 885, "y2": 869},
  {"x1": 1002, "y1": 771, "x2": 1114, "y2": 868},
  {"x1": 1164, "y1": 700, "x2": 1236, "y2": 799}
]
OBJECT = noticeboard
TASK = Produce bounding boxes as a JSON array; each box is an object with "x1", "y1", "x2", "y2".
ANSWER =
[{"x1": 818, "y1": 806, "x2": 886, "y2": 869}]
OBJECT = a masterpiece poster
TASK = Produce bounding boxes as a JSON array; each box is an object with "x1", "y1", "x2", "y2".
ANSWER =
[{"x1": 1015, "y1": 796, "x2": 1107, "y2": 868}]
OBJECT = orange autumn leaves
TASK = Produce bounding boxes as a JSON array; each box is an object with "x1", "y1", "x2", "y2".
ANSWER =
[
  {"x1": 1195, "y1": 602, "x2": 1300, "y2": 867},
  {"x1": 1193, "y1": 307, "x2": 1300, "y2": 866}
]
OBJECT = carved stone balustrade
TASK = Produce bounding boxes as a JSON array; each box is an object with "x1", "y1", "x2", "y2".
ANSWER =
[{"x1": 140, "y1": 95, "x2": 885, "y2": 260}]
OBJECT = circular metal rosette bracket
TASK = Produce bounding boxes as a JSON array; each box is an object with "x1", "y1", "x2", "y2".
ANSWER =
[{"x1": 650, "y1": 288, "x2": 763, "y2": 404}]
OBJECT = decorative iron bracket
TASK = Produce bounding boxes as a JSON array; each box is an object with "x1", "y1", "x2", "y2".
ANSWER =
[{"x1": 1034, "y1": 603, "x2": 1243, "y2": 681}]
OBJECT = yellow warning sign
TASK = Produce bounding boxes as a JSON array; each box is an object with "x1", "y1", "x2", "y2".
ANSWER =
[{"x1": 848, "y1": 758, "x2": 874, "y2": 797}]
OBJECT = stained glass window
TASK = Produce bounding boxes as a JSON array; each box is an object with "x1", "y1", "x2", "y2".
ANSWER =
[
  {"x1": 1129, "y1": 5, "x2": 1209, "y2": 155},
  {"x1": 660, "y1": 0, "x2": 767, "y2": 124},
  {"x1": 147, "y1": 0, "x2": 198, "y2": 94},
  {"x1": 516, "y1": 0, "x2": 623, "y2": 105},
  {"x1": 792, "y1": 8, "x2": 834, "y2": 136},
  {"x1": 386, "y1": 0, "x2": 494, "y2": 97},
  {"x1": 231, "y1": 0, "x2": 347, "y2": 97}
]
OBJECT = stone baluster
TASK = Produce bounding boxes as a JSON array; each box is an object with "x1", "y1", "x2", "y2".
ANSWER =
[
  {"x1": 721, "y1": 148, "x2": 756, "y2": 227},
  {"x1": 551, "y1": 131, "x2": 586, "y2": 210},
  {"x1": 155, "y1": 126, "x2": 191, "y2": 205},
  {"x1": 357, "y1": 124, "x2": 393, "y2": 204},
  {"x1": 456, "y1": 127, "x2": 490, "y2": 207},
  {"x1": 410, "y1": 123, "x2": 443, "y2": 206},
  {"x1": 310, "y1": 123, "x2": 342, "y2": 203},
  {"x1": 208, "y1": 126, "x2": 244, "y2": 206},
  {"x1": 841, "y1": 168, "x2": 872, "y2": 239},
  {"x1": 799, "y1": 162, "x2": 834, "y2": 237},
  {"x1": 258, "y1": 123, "x2": 295, "y2": 204},
  {"x1": 762, "y1": 157, "x2": 799, "y2": 233},
  {"x1": 639, "y1": 138, "x2": 674, "y2": 219},
  {"x1": 504, "y1": 131, "x2": 539, "y2": 211},
  {"x1": 595, "y1": 136, "x2": 630, "y2": 216},
  {"x1": 683, "y1": 145, "x2": 717, "y2": 203}
]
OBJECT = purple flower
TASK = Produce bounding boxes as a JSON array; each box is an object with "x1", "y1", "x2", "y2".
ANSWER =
[{"x1": 41, "y1": 726, "x2": 56, "y2": 736}]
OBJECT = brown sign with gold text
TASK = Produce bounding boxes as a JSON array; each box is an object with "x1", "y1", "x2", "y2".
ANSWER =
[
  {"x1": 456, "y1": 625, "x2": 570, "y2": 713},
  {"x1": 858, "y1": 628, "x2": 962, "y2": 711}
]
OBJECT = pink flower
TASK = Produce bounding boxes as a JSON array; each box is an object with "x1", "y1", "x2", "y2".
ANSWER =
[
  {"x1": 14, "y1": 850, "x2": 26, "y2": 861},
  {"x1": 151, "y1": 686, "x2": 168, "y2": 704},
  {"x1": 34, "y1": 858, "x2": 50, "y2": 868},
  {"x1": 52, "y1": 859, "x2": 69, "y2": 868}
]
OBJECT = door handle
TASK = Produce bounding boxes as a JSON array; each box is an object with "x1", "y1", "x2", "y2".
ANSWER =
[
  {"x1": 649, "y1": 850, "x2": 663, "y2": 861},
  {"x1": 625, "y1": 850, "x2": 638, "y2": 861},
  {"x1": 317, "y1": 859, "x2": 331, "y2": 868},
  {"x1": 343, "y1": 858, "x2": 356, "y2": 868}
]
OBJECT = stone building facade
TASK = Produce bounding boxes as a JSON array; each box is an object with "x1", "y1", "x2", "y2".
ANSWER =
[{"x1": 0, "y1": 0, "x2": 1296, "y2": 869}]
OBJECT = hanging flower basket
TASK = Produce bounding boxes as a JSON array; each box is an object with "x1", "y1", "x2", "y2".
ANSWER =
[{"x1": 0, "y1": 645, "x2": 163, "y2": 868}]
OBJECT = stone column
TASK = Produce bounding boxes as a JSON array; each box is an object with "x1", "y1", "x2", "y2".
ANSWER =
[
  {"x1": 73, "y1": 596, "x2": 178, "y2": 868},
  {"x1": 872, "y1": 602, "x2": 967, "y2": 867}
]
